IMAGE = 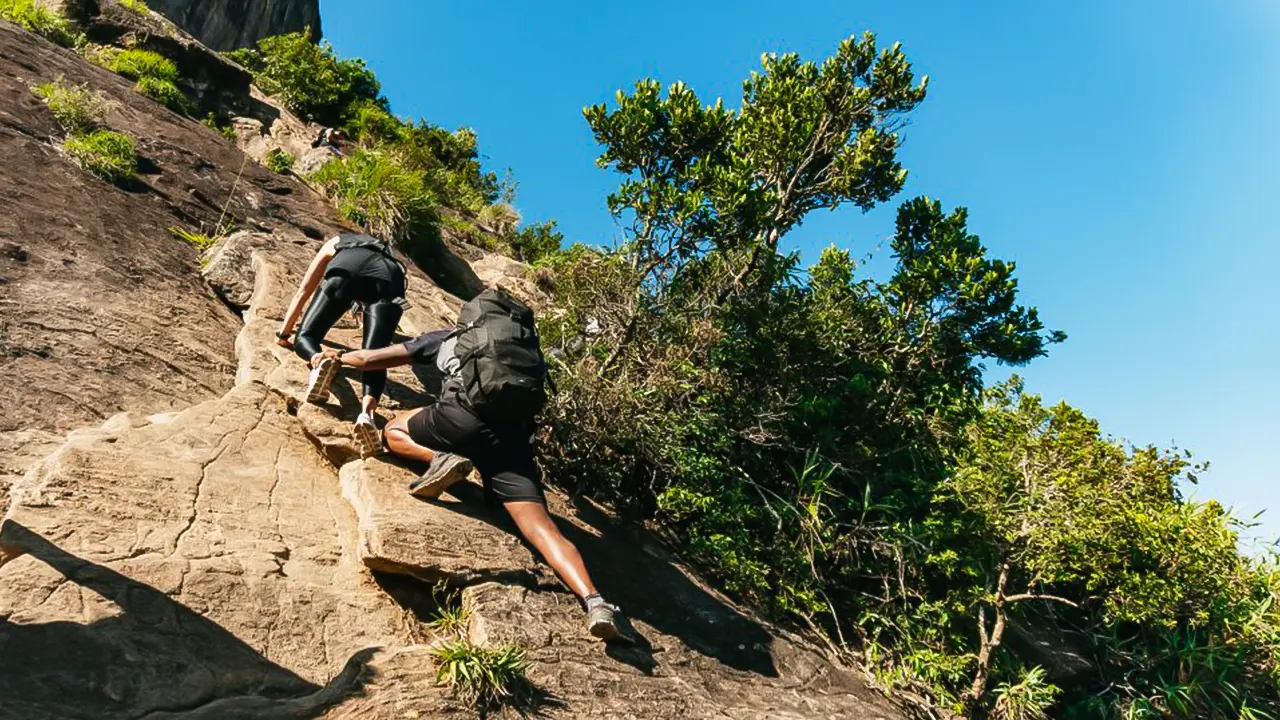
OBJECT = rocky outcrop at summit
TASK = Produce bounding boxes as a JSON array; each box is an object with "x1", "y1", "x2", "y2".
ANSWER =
[
  {"x1": 146, "y1": 0, "x2": 321, "y2": 51},
  {"x1": 0, "y1": 14, "x2": 908, "y2": 719}
]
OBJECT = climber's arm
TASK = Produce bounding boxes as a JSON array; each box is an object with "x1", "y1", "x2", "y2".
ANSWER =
[
  {"x1": 340, "y1": 343, "x2": 414, "y2": 371},
  {"x1": 277, "y1": 236, "x2": 340, "y2": 345}
]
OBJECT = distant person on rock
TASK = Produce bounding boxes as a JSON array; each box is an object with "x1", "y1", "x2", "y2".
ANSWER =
[
  {"x1": 325, "y1": 288, "x2": 625, "y2": 641},
  {"x1": 277, "y1": 233, "x2": 411, "y2": 456}
]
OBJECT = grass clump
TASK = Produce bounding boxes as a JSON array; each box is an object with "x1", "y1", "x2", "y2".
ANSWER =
[
  {"x1": 64, "y1": 129, "x2": 137, "y2": 182},
  {"x1": 108, "y1": 48, "x2": 178, "y2": 83},
  {"x1": 431, "y1": 639, "x2": 532, "y2": 709},
  {"x1": 168, "y1": 226, "x2": 219, "y2": 253},
  {"x1": 106, "y1": 49, "x2": 190, "y2": 115},
  {"x1": 32, "y1": 78, "x2": 117, "y2": 134},
  {"x1": 264, "y1": 147, "x2": 294, "y2": 174},
  {"x1": 424, "y1": 583, "x2": 468, "y2": 636},
  {"x1": 118, "y1": 0, "x2": 148, "y2": 14},
  {"x1": 0, "y1": 0, "x2": 84, "y2": 48},
  {"x1": 135, "y1": 74, "x2": 190, "y2": 113},
  {"x1": 309, "y1": 149, "x2": 433, "y2": 242}
]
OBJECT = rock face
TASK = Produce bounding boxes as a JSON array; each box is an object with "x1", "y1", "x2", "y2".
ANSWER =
[
  {"x1": 146, "y1": 0, "x2": 321, "y2": 51},
  {"x1": 0, "y1": 15, "x2": 908, "y2": 720}
]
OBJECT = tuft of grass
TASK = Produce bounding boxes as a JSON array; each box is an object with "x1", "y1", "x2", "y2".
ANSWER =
[
  {"x1": 476, "y1": 202, "x2": 521, "y2": 236},
  {"x1": 0, "y1": 0, "x2": 84, "y2": 48},
  {"x1": 424, "y1": 583, "x2": 468, "y2": 636},
  {"x1": 32, "y1": 78, "x2": 117, "y2": 134},
  {"x1": 135, "y1": 75, "x2": 190, "y2": 114},
  {"x1": 308, "y1": 148, "x2": 433, "y2": 242},
  {"x1": 108, "y1": 48, "x2": 178, "y2": 83},
  {"x1": 431, "y1": 639, "x2": 532, "y2": 709},
  {"x1": 201, "y1": 113, "x2": 238, "y2": 142},
  {"x1": 63, "y1": 129, "x2": 137, "y2": 183},
  {"x1": 118, "y1": 0, "x2": 148, "y2": 14},
  {"x1": 264, "y1": 147, "x2": 294, "y2": 174},
  {"x1": 168, "y1": 226, "x2": 218, "y2": 253}
]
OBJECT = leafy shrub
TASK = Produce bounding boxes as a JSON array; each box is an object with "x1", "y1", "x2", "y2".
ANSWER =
[
  {"x1": 63, "y1": 129, "x2": 137, "y2": 182},
  {"x1": 118, "y1": 0, "x2": 148, "y2": 13},
  {"x1": 224, "y1": 29, "x2": 384, "y2": 127},
  {"x1": 508, "y1": 220, "x2": 563, "y2": 264},
  {"x1": 264, "y1": 148, "x2": 294, "y2": 174},
  {"x1": 431, "y1": 640, "x2": 532, "y2": 709},
  {"x1": 135, "y1": 75, "x2": 190, "y2": 113},
  {"x1": 308, "y1": 149, "x2": 434, "y2": 242},
  {"x1": 108, "y1": 49, "x2": 178, "y2": 83},
  {"x1": 32, "y1": 78, "x2": 117, "y2": 134},
  {"x1": 0, "y1": 0, "x2": 83, "y2": 48}
]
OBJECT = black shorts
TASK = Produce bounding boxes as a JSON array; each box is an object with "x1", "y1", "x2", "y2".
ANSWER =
[{"x1": 405, "y1": 398, "x2": 546, "y2": 505}]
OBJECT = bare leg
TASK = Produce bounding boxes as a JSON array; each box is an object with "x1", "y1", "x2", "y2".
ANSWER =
[
  {"x1": 384, "y1": 408, "x2": 437, "y2": 465},
  {"x1": 505, "y1": 500, "x2": 598, "y2": 600},
  {"x1": 360, "y1": 395, "x2": 379, "y2": 415}
]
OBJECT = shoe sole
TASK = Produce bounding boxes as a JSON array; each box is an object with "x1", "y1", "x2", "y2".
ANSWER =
[
  {"x1": 353, "y1": 421, "x2": 379, "y2": 458},
  {"x1": 305, "y1": 356, "x2": 338, "y2": 404},
  {"x1": 408, "y1": 457, "x2": 473, "y2": 499},
  {"x1": 589, "y1": 618, "x2": 622, "y2": 641}
]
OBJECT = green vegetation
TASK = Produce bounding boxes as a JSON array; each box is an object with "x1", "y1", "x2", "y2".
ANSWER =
[
  {"x1": 63, "y1": 129, "x2": 137, "y2": 183},
  {"x1": 201, "y1": 113, "x2": 238, "y2": 141},
  {"x1": 309, "y1": 148, "x2": 434, "y2": 244},
  {"x1": 105, "y1": 48, "x2": 191, "y2": 114},
  {"x1": 168, "y1": 226, "x2": 218, "y2": 253},
  {"x1": 508, "y1": 220, "x2": 563, "y2": 265},
  {"x1": 224, "y1": 29, "x2": 383, "y2": 127},
  {"x1": 108, "y1": 48, "x2": 178, "y2": 83},
  {"x1": 33, "y1": 79, "x2": 116, "y2": 134},
  {"x1": 118, "y1": 0, "x2": 148, "y2": 14},
  {"x1": 532, "y1": 32, "x2": 1280, "y2": 719},
  {"x1": 233, "y1": 31, "x2": 518, "y2": 253},
  {"x1": 0, "y1": 0, "x2": 83, "y2": 48},
  {"x1": 135, "y1": 74, "x2": 190, "y2": 113},
  {"x1": 431, "y1": 640, "x2": 532, "y2": 709},
  {"x1": 425, "y1": 584, "x2": 468, "y2": 636},
  {"x1": 264, "y1": 147, "x2": 294, "y2": 174}
]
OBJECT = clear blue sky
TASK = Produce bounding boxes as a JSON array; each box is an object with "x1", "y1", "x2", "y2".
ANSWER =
[{"x1": 320, "y1": 1, "x2": 1280, "y2": 540}]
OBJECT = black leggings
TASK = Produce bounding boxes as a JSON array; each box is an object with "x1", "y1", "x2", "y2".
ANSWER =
[{"x1": 295, "y1": 276, "x2": 403, "y2": 400}]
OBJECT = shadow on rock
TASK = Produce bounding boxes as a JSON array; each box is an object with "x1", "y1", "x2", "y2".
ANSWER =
[
  {"x1": 422, "y1": 480, "x2": 780, "y2": 677},
  {"x1": 0, "y1": 521, "x2": 377, "y2": 720}
]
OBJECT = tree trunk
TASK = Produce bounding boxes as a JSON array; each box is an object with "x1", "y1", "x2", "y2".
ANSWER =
[{"x1": 964, "y1": 562, "x2": 1010, "y2": 712}]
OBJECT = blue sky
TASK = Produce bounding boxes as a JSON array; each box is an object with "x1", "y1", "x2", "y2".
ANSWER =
[{"x1": 320, "y1": 1, "x2": 1280, "y2": 540}]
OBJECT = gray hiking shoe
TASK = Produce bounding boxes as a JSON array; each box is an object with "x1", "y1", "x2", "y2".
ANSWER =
[
  {"x1": 304, "y1": 355, "x2": 339, "y2": 404},
  {"x1": 587, "y1": 602, "x2": 623, "y2": 641},
  {"x1": 407, "y1": 453, "x2": 473, "y2": 498}
]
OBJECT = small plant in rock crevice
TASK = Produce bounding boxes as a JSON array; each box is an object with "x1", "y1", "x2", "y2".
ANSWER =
[
  {"x1": 118, "y1": 0, "x2": 148, "y2": 14},
  {"x1": 264, "y1": 148, "x2": 294, "y2": 174},
  {"x1": 431, "y1": 639, "x2": 533, "y2": 710},
  {"x1": 63, "y1": 129, "x2": 137, "y2": 183},
  {"x1": 424, "y1": 582, "x2": 468, "y2": 636},
  {"x1": 33, "y1": 78, "x2": 117, "y2": 134}
]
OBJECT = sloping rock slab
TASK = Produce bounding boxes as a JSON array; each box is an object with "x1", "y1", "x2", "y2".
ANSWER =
[
  {"x1": 0, "y1": 384, "x2": 415, "y2": 719},
  {"x1": 339, "y1": 458, "x2": 541, "y2": 586},
  {"x1": 463, "y1": 582, "x2": 904, "y2": 720}
]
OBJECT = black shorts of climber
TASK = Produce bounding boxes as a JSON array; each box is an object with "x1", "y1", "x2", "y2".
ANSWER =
[{"x1": 405, "y1": 397, "x2": 547, "y2": 506}]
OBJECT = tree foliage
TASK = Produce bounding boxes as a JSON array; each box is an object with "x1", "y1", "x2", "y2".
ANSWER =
[{"x1": 535, "y1": 31, "x2": 1279, "y2": 719}]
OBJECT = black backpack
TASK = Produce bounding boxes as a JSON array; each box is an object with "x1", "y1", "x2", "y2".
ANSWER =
[{"x1": 451, "y1": 288, "x2": 549, "y2": 421}]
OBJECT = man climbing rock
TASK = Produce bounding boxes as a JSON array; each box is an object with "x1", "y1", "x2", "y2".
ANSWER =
[{"x1": 330, "y1": 288, "x2": 625, "y2": 641}]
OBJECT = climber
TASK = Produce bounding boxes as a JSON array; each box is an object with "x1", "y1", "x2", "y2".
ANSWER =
[
  {"x1": 276, "y1": 233, "x2": 410, "y2": 457},
  {"x1": 328, "y1": 289, "x2": 625, "y2": 641}
]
